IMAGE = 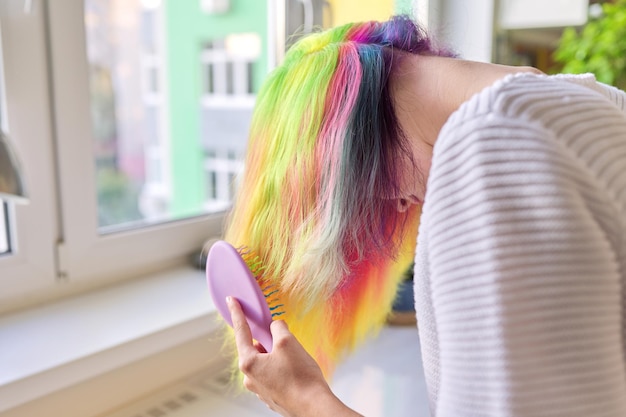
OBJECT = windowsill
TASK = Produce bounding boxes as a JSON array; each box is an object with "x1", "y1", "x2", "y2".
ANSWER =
[{"x1": 0, "y1": 266, "x2": 220, "y2": 413}]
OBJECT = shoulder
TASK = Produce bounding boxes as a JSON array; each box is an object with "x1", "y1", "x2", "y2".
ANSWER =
[
  {"x1": 423, "y1": 72, "x2": 626, "y2": 256},
  {"x1": 444, "y1": 73, "x2": 624, "y2": 130},
  {"x1": 432, "y1": 73, "x2": 626, "y2": 182}
]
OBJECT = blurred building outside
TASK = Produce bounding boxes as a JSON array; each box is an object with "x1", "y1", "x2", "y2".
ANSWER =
[{"x1": 84, "y1": 0, "x2": 401, "y2": 232}]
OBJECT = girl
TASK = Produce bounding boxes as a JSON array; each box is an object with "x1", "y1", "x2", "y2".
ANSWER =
[{"x1": 225, "y1": 15, "x2": 626, "y2": 416}]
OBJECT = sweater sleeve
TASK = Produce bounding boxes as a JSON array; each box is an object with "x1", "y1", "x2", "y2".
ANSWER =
[{"x1": 421, "y1": 115, "x2": 626, "y2": 416}]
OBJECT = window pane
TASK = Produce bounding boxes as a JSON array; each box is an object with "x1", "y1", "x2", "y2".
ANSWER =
[
  {"x1": 0, "y1": 202, "x2": 9, "y2": 254},
  {"x1": 84, "y1": 0, "x2": 266, "y2": 232}
]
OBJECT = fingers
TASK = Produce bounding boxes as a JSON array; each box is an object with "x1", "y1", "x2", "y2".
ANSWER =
[
  {"x1": 268, "y1": 320, "x2": 292, "y2": 351},
  {"x1": 270, "y1": 318, "x2": 288, "y2": 332},
  {"x1": 269, "y1": 319, "x2": 290, "y2": 339},
  {"x1": 253, "y1": 340, "x2": 268, "y2": 354},
  {"x1": 226, "y1": 296, "x2": 257, "y2": 357}
]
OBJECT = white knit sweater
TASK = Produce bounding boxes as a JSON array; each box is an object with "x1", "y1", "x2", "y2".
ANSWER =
[{"x1": 414, "y1": 73, "x2": 626, "y2": 416}]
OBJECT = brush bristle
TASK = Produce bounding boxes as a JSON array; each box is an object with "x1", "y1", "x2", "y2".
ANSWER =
[{"x1": 237, "y1": 246, "x2": 286, "y2": 319}]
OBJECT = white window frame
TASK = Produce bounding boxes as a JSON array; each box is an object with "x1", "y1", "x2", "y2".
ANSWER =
[
  {"x1": 0, "y1": 0, "x2": 58, "y2": 299},
  {"x1": 0, "y1": 203, "x2": 8, "y2": 254},
  {"x1": 46, "y1": 0, "x2": 224, "y2": 283}
]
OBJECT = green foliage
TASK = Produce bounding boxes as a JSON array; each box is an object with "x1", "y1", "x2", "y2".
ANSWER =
[
  {"x1": 553, "y1": 0, "x2": 626, "y2": 89},
  {"x1": 97, "y1": 168, "x2": 143, "y2": 228}
]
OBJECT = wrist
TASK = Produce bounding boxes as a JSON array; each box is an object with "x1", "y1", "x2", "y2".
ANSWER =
[{"x1": 297, "y1": 384, "x2": 362, "y2": 417}]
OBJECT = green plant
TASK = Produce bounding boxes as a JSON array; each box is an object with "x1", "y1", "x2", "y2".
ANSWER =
[{"x1": 553, "y1": 0, "x2": 626, "y2": 89}]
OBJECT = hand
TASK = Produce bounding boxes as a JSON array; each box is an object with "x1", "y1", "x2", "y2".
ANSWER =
[{"x1": 226, "y1": 296, "x2": 362, "y2": 417}]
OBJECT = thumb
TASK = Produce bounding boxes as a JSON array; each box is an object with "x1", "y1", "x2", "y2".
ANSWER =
[{"x1": 270, "y1": 319, "x2": 290, "y2": 337}]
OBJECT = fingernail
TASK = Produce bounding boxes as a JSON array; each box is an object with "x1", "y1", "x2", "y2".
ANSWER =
[{"x1": 226, "y1": 296, "x2": 233, "y2": 305}]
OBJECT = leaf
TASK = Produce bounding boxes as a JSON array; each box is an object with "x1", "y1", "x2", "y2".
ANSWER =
[{"x1": 553, "y1": 0, "x2": 626, "y2": 89}]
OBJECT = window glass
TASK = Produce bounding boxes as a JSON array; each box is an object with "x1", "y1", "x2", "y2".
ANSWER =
[
  {"x1": 82, "y1": 0, "x2": 397, "y2": 234},
  {"x1": 84, "y1": 0, "x2": 266, "y2": 233}
]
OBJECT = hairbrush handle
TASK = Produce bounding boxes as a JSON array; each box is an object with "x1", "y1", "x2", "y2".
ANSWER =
[{"x1": 206, "y1": 240, "x2": 274, "y2": 352}]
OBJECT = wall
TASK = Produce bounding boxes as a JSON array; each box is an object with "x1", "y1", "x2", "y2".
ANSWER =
[{"x1": 429, "y1": 0, "x2": 495, "y2": 62}]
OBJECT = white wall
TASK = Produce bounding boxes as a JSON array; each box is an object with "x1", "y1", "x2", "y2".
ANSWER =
[
  {"x1": 499, "y1": 0, "x2": 588, "y2": 29},
  {"x1": 424, "y1": 0, "x2": 495, "y2": 62}
]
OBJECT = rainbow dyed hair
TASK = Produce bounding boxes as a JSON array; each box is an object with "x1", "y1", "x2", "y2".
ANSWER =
[{"x1": 225, "y1": 15, "x2": 454, "y2": 376}]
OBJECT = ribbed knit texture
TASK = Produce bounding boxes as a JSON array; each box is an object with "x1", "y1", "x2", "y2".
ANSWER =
[{"x1": 414, "y1": 73, "x2": 626, "y2": 416}]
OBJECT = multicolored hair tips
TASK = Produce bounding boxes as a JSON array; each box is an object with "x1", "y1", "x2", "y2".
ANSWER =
[{"x1": 225, "y1": 15, "x2": 453, "y2": 376}]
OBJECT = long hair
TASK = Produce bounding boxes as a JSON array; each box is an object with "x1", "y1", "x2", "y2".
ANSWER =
[{"x1": 225, "y1": 15, "x2": 454, "y2": 375}]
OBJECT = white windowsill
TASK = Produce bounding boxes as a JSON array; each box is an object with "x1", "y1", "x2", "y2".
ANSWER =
[{"x1": 0, "y1": 266, "x2": 220, "y2": 413}]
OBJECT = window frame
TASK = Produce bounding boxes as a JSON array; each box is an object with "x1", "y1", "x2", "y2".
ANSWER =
[
  {"x1": 0, "y1": 0, "x2": 280, "y2": 300},
  {"x1": 0, "y1": 203, "x2": 9, "y2": 254},
  {"x1": 0, "y1": 0, "x2": 58, "y2": 299},
  {"x1": 46, "y1": 0, "x2": 225, "y2": 283}
]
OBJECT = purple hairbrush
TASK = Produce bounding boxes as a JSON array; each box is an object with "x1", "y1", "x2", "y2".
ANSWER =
[{"x1": 206, "y1": 240, "x2": 283, "y2": 352}]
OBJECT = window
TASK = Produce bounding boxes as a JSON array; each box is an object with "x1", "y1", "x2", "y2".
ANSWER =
[
  {"x1": 201, "y1": 34, "x2": 260, "y2": 98},
  {"x1": 84, "y1": 0, "x2": 182, "y2": 230},
  {"x1": 203, "y1": 147, "x2": 243, "y2": 211},
  {"x1": 0, "y1": 0, "x2": 57, "y2": 298},
  {"x1": 0, "y1": 0, "x2": 271, "y2": 300},
  {"x1": 0, "y1": 0, "x2": 399, "y2": 303},
  {"x1": 45, "y1": 0, "x2": 272, "y2": 283},
  {"x1": 200, "y1": 33, "x2": 258, "y2": 211}
]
